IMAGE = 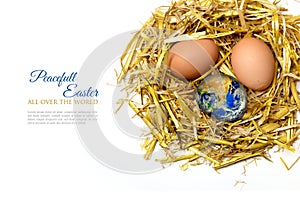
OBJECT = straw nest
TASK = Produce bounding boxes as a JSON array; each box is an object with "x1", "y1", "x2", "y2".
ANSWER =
[{"x1": 117, "y1": 0, "x2": 300, "y2": 170}]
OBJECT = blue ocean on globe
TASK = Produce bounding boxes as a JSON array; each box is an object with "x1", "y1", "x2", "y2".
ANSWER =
[{"x1": 195, "y1": 73, "x2": 247, "y2": 122}]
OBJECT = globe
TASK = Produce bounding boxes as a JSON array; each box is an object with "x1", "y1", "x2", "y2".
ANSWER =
[{"x1": 195, "y1": 73, "x2": 247, "y2": 122}]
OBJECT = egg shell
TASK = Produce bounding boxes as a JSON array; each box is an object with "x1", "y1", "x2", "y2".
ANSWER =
[
  {"x1": 231, "y1": 37, "x2": 275, "y2": 91},
  {"x1": 167, "y1": 39, "x2": 218, "y2": 79}
]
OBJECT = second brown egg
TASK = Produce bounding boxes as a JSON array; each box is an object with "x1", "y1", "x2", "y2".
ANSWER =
[{"x1": 231, "y1": 37, "x2": 275, "y2": 91}]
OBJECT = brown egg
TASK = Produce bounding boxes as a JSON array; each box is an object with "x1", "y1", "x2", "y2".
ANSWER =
[
  {"x1": 231, "y1": 37, "x2": 275, "y2": 91},
  {"x1": 167, "y1": 39, "x2": 219, "y2": 79}
]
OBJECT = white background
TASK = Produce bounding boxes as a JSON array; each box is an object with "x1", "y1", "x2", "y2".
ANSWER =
[{"x1": 1, "y1": 0, "x2": 300, "y2": 199}]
